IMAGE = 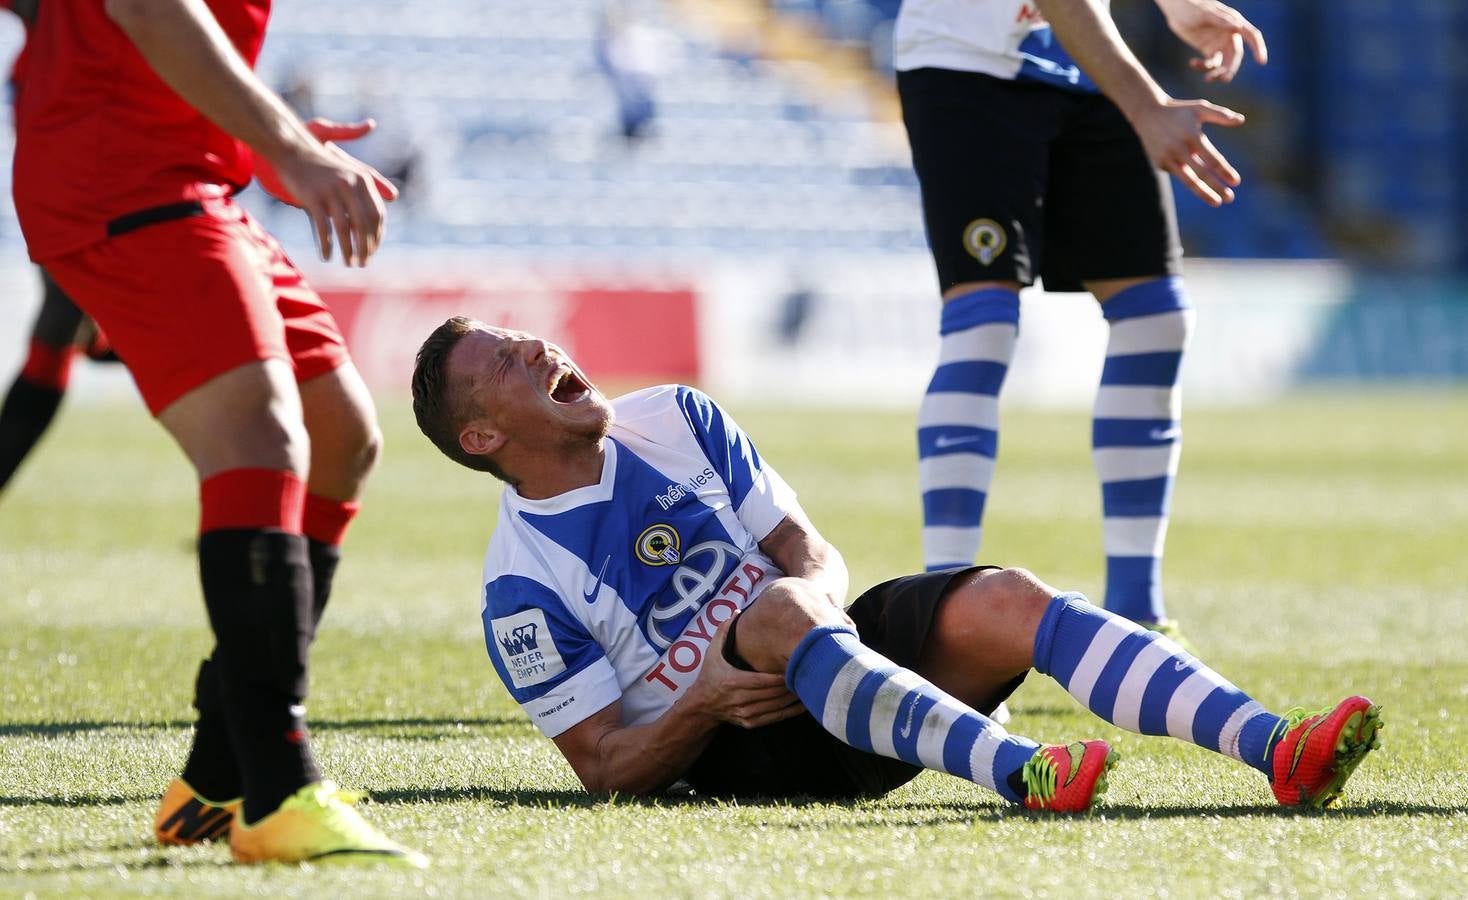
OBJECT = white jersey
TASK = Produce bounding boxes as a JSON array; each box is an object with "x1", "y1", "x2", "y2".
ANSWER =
[
  {"x1": 479, "y1": 386, "x2": 798, "y2": 739},
  {"x1": 894, "y1": 0, "x2": 1100, "y2": 93}
]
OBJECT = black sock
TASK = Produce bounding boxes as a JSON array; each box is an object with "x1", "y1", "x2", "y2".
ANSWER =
[
  {"x1": 198, "y1": 528, "x2": 321, "y2": 824},
  {"x1": 179, "y1": 539, "x2": 341, "y2": 806},
  {"x1": 306, "y1": 538, "x2": 341, "y2": 637},
  {"x1": 179, "y1": 657, "x2": 242, "y2": 801},
  {"x1": 0, "y1": 377, "x2": 63, "y2": 493}
]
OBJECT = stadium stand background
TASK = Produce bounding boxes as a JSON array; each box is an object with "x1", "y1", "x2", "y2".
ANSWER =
[{"x1": 0, "y1": 0, "x2": 1464, "y2": 402}]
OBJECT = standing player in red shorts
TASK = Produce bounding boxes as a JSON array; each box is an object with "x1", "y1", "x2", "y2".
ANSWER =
[
  {"x1": 0, "y1": 0, "x2": 127, "y2": 501},
  {"x1": 13, "y1": 0, "x2": 425, "y2": 866}
]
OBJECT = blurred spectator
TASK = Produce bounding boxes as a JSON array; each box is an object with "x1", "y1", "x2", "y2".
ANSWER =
[{"x1": 595, "y1": 1, "x2": 676, "y2": 144}]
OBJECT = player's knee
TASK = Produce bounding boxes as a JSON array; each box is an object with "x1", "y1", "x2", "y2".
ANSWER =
[
  {"x1": 763, "y1": 579, "x2": 845, "y2": 632},
  {"x1": 738, "y1": 578, "x2": 845, "y2": 672},
  {"x1": 257, "y1": 412, "x2": 311, "y2": 476},
  {"x1": 964, "y1": 567, "x2": 1054, "y2": 617},
  {"x1": 347, "y1": 419, "x2": 384, "y2": 481}
]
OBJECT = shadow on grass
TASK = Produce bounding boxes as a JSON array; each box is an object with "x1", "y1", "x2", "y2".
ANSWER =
[
  {"x1": 0, "y1": 792, "x2": 156, "y2": 808},
  {"x1": 5, "y1": 843, "x2": 234, "y2": 874},
  {"x1": 0, "y1": 714, "x2": 529, "y2": 739},
  {"x1": 367, "y1": 787, "x2": 1468, "y2": 822}
]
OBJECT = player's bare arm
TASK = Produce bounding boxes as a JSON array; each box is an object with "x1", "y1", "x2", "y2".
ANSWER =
[
  {"x1": 756, "y1": 510, "x2": 850, "y2": 612},
  {"x1": 551, "y1": 623, "x2": 802, "y2": 795},
  {"x1": 103, "y1": 0, "x2": 396, "y2": 267},
  {"x1": 1030, "y1": 0, "x2": 1253, "y2": 207}
]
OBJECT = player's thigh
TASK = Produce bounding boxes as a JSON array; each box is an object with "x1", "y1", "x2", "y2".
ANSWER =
[
  {"x1": 918, "y1": 567, "x2": 1055, "y2": 694},
  {"x1": 846, "y1": 566, "x2": 1033, "y2": 715},
  {"x1": 898, "y1": 69, "x2": 1061, "y2": 294},
  {"x1": 257, "y1": 215, "x2": 379, "y2": 497},
  {"x1": 298, "y1": 361, "x2": 381, "y2": 500},
  {"x1": 157, "y1": 358, "x2": 307, "y2": 479},
  {"x1": 1041, "y1": 95, "x2": 1182, "y2": 292}
]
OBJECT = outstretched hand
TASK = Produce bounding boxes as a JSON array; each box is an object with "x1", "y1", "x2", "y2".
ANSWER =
[
  {"x1": 254, "y1": 118, "x2": 400, "y2": 267},
  {"x1": 688, "y1": 615, "x2": 806, "y2": 730},
  {"x1": 1131, "y1": 99, "x2": 1245, "y2": 207},
  {"x1": 1158, "y1": 0, "x2": 1267, "y2": 83}
]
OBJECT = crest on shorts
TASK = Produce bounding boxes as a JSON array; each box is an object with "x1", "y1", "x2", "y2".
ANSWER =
[
  {"x1": 962, "y1": 218, "x2": 1007, "y2": 266},
  {"x1": 635, "y1": 524, "x2": 682, "y2": 566}
]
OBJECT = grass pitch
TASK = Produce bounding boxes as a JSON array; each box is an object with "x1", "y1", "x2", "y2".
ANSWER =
[{"x1": 2, "y1": 391, "x2": 1465, "y2": 897}]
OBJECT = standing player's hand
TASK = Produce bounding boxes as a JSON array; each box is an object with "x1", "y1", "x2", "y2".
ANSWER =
[
  {"x1": 1156, "y1": 0, "x2": 1267, "y2": 84},
  {"x1": 1130, "y1": 99, "x2": 1244, "y2": 207},
  {"x1": 255, "y1": 118, "x2": 400, "y2": 267},
  {"x1": 687, "y1": 615, "x2": 807, "y2": 730}
]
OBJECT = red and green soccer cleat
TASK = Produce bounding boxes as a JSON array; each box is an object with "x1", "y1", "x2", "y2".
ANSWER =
[
  {"x1": 1021, "y1": 740, "x2": 1119, "y2": 813},
  {"x1": 1269, "y1": 695, "x2": 1383, "y2": 809},
  {"x1": 154, "y1": 778, "x2": 240, "y2": 846}
]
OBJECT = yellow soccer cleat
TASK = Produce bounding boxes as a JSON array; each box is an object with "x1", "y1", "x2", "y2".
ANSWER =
[
  {"x1": 154, "y1": 777, "x2": 241, "y2": 846},
  {"x1": 229, "y1": 781, "x2": 429, "y2": 867}
]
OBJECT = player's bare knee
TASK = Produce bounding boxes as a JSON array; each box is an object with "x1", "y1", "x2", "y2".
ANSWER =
[
  {"x1": 344, "y1": 420, "x2": 383, "y2": 482},
  {"x1": 247, "y1": 410, "x2": 311, "y2": 475},
  {"x1": 738, "y1": 579, "x2": 843, "y2": 672},
  {"x1": 960, "y1": 567, "x2": 1053, "y2": 618}
]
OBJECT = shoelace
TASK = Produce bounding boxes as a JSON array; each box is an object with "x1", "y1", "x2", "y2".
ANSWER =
[
  {"x1": 1264, "y1": 705, "x2": 1327, "y2": 759},
  {"x1": 295, "y1": 783, "x2": 380, "y2": 839},
  {"x1": 1020, "y1": 748, "x2": 1059, "y2": 803}
]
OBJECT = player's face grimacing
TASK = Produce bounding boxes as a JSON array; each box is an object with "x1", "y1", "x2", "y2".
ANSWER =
[{"x1": 449, "y1": 326, "x2": 612, "y2": 456}]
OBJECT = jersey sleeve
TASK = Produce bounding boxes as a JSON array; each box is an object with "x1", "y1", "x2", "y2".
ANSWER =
[
  {"x1": 675, "y1": 386, "x2": 797, "y2": 540},
  {"x1": 481, "y1": 573, "x2": 622, "y2": 739}
]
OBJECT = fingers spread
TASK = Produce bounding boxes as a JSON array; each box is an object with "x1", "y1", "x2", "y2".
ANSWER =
[
  {"x1": 1220, "y1": 32, "x2": 1244, "y2": 82},
  {"x1": 1173, "y1": 160, "x2": 1223, "y2": 207},
  {"x1": 1198, "y1": 101, "x2": 1245, "y2": 127},
  {"x1": 1240, "y1": 18, "x2": 1268, "y2": 64},
  {"x1": 308, "y1": 204, "x2": 333, "y2": 262},
  {"x1": 1196, "y1": 134, "x2": 1241, "y2": 186},
  {"x1": 352, "y1": 171, "x2": 386, "y2": 260}
]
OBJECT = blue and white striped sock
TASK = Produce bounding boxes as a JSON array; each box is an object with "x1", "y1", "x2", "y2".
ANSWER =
[
  {"x1": 1094, "y1": 277, "x2": 1193, "y2": 622},
  {"x1": 918, "y1": 289, "x2": 1019, "y2": 571},
  {"x1": 1033, "y1": 593, "x2": 1282, "y2": 773},
  {"x1": 786, "y1": 625, "x2": 1038, "y2": 802}
]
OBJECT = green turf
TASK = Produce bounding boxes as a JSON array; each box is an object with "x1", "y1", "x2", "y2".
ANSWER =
[{"x1": 2, "y1": 391, "x2": 1465, "y2": 896}]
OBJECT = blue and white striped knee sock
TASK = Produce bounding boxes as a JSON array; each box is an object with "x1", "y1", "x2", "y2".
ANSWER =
[
  {"x1": 1033, "y1": 594, "x2": 1281, "y2": 773},
  {"x1": 786, "y1": 625, "x2": 1038, "y2": 801},
  {"x1": 918, "y1": 289, "x2": 1019, "y2": 571},
  {"x1": 1094, "y1": 277, "x2": 1193, "y2": 622}
]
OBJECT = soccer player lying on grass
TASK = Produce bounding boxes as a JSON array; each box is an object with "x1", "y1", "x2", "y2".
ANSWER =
[{"x1": 411, "y1": 317, "x2": 1382, "y2": 811}]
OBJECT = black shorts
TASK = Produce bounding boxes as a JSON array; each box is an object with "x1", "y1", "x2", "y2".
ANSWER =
[
  {"x1": 683, "y1": 566, "x2": 1026, "y2": 800},
  {"x1": 897, "y1": 68, "x2": 1182, "y2": 294}
]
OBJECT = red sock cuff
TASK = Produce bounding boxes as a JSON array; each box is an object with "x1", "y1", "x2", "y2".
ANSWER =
[
  {"x1": 20, "y1": 340, "x2": 76, "y2": 391},
  {"x1": 199, "y1": 468, "x2": 306, "y2": 534},
  {"x1": 302, "y1": 493, "x2": 361, "y2": 546}
]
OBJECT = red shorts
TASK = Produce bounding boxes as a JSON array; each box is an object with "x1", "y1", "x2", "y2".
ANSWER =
[{"x1": 42, "y1": 196, "x2": 349, "y2": 415}]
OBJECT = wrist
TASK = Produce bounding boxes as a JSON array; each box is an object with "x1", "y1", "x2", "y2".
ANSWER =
[
  {"x1": 1116, "y1": 82, "x2": 1173, "y2": 126},
  {"x1": 1152, "y1": 0, "x2": 1194, "y2": 15},
  {"x1": 251, "y1": 116, "x2": 317, "y2": 168}
]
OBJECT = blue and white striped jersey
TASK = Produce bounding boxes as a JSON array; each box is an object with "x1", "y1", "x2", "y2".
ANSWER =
[
  {"x1": 894, "y1": 0, "x2": 1100, "y2": 93},
  {"x1": 479, "y1": 386, "x2": 798, "y2": 738}
]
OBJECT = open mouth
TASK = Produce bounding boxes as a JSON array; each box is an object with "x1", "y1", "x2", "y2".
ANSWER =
[{"x1": 548, "y1": 366, "x2": 591, "y2": 405}]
